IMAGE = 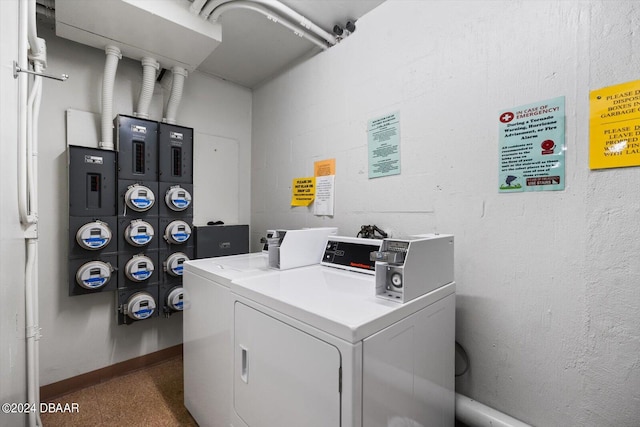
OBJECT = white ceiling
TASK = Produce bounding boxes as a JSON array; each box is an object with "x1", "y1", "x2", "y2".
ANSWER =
[
  {"x1": 197, "y1": 0, "x2": 386, "y2": 88},
  {"x1": 46, "y1": 0, "x2": 385, "y2": 88}
]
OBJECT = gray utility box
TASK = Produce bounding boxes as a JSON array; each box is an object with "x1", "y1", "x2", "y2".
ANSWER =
[
  {"x1": 158, "y1": 123, "x2": 193, "y2": 183},
  {"x1": 115, "y1": 115, "x2": 158, "y2": 181},
  {"x1": 195, "y1": 224, "x2": 249, "y2": 259}
]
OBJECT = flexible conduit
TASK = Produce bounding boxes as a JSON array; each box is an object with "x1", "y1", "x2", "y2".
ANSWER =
[
  {"x1": 100, "y1": 46, "x2": 121, "y2": 150},
  {"x1": 164, "y1": 67, "x2": 187, "y2": 125},
  {"x1": 202, "y1": 0, "x2": 336, "y2": 46},
  {"x1": 210, "y1": 1, "x2": 328, "y2": 50},
  {"x1": 136, "y1": 57, "x2": 159, "y2": 119}
]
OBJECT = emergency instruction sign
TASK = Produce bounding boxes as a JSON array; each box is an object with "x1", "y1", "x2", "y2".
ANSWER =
[
  {"x1": 498, "y1": 96, "x2": 565, "y2": 193},
  {"x1": 589, "y1": 80, "x2": 640, "y2": 169}
]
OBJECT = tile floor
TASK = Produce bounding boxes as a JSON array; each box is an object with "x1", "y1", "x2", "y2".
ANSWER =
[{"x1": 41, "y1": 356, "x2": 197, "y2": 426}]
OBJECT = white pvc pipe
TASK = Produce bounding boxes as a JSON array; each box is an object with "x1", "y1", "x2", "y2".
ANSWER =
[
  {"x1": 27, "y1": 0, "x2": 43, "y2": 57},
  {"x1": 18, "y1": 0, "x2": 30, "y2": 226},
  {"x1": 456, "y1": 393, "x2": 531, "y2": 427},
  {"x1": 210, "y1": 1, "x2": 327, "y2": 50},
  {"x1": 32, "y1": 61, "x2": 43, "y2": 427},
  {"x1": 100, "y1": 45, "x2": 122, "y2": 150},
  {"x1": 203, "y1": 0, "x2": 336, "y2": 46},
  {"x1": 136, "y1": 57, "x2": 159, "y2": 119},
  {"x1": 164, "y1": 66, "x2": 187, "y2": 125}
]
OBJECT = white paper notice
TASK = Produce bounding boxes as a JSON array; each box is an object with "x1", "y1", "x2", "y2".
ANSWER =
[{"x1": 314, "y1": 175, "x2": 335, "y2": 216}]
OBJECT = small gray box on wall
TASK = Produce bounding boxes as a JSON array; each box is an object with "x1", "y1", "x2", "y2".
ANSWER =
[{"x1": 195, "y1": 224, "x2": 249, "y2": 259}]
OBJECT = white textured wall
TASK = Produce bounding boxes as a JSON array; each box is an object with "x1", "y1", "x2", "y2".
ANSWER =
[
  {"x1": 0, "y1": 2, "x2": 27, "y2": 426},
  {"x1": 36, "y1": 25, "x2": 252, "y2": 385},
  {"x1": 251, "y1": 1, "x2": 640, "y2": 425}
]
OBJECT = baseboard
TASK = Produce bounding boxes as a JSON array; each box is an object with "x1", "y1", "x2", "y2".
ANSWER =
[{"x1": 40, "y1": 344, "x2": 183, "y2": 401}]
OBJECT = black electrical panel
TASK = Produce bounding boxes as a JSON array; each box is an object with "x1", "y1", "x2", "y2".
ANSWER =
[
  {"x1": 115, "y1": 115, "x2": 158, "y2": 181},
  {"x1": 68, "y1": 146, "x2": 119, "y2": 296},
  {"x1": 158, "y1": 123, "x2": 193, "y2": 183},
  {"x1": 68, "y1": 116, "x2": 194, "y2": 326},
  {"x1": 68, "y1": 146, "x2": 117, "y2": 217}
]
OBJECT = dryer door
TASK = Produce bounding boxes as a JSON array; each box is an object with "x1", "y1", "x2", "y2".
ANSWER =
[{"x1": 234, "y1": 302, "x2": 341, "y2": 427}]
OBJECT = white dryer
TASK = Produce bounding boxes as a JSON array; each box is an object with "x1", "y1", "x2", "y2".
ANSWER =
[
  {"x1": 228, "y1": 236, "x2": 455, "y2": 427},
  {"x1": 183, "y1": 227, "x2": 339, "y2": 426},
  {"x1": 183, "y1": 252, "x2": 277, "y2": 427}
]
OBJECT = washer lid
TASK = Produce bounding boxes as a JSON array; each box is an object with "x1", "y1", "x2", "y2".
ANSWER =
[
  {"x1": 184, "y1": 252, "x2": 275, "y2": 286},
  {"x1": 230, "y1": 266, "x2": 455, "y2": 343}
]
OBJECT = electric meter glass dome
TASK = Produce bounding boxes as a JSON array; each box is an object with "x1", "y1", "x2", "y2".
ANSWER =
[
  {"x1": 165, "y1": 252, "x2": 189, "y2": 276},
  {"x1": 126, "y1": 292, "x2": 156, "y2": 320},
  {"x1": 167, "y1": 287, "x2": 184, "y2": 311},
  {"x1": 165, "y1": 185, "x2": 192, "y2": 211},
  {"x1": 124, "y1": 254, "x2": 155, "y2": 282},
  {"x1": 76, "y1": 260, "x2": 112, "y2": 289},
  {"x1": 124, "y1": 219, "x2": 154, "y2": 247},
  {"x1": 76, "y1": 221, "x2": 112, "y2": 250},
  {"x1": 164, "y1": 220, "x2": 192, "y2": 244},
  {"x1": 124, "y1": 184, "x2": 155, "y2": 212}
]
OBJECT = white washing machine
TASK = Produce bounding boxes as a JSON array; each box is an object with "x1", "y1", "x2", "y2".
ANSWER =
[
  {"x1": 184, "y1": 252, "x2": 277, "y2": 427},
  {"x1": 228, "y1": 236, "x2": 455, "y2": 427}
]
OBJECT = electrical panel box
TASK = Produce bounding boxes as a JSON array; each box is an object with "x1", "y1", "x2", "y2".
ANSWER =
[
  {"x1": 68, "y1": 116, "x2": 195, "y2": 327},
  {"x1": 115, "y1": 115, "x2": 158, "y2": 181},
  {"x1": 158, "y1": 123, "x2": 193, "y2": 183},
  {"x1": 68, "y1": 146, "x2": 117, "y2": 217}
]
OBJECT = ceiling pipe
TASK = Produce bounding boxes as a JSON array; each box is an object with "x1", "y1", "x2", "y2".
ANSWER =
[
  {"x1": 202, "y1": 0, "x2": 336, "y2": 46},
  {"x1": 100, "y1": 45, "x2": 122, "y2": 150},
  {"x1": 135, "y1": 57, "x2": 159, "y2": 119},
  {"x1": 190, "y1": 0, "x2": 209, "y2": 15},
  {"x1": 210, "y1": 1, "x2": 328, "y2": 50},
  {"x1": 164, "y1": 67, "x2": 188, "y2": 125}
]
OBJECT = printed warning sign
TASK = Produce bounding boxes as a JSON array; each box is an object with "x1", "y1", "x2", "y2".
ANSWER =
[
  {"x1": 498, "y1": 96, "x2": 565, "y2": 193},
  {"x1": 589, "y1": 80, "x2": 640, "y2": 169}
]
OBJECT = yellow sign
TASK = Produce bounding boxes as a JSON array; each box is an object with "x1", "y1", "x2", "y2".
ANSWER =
[
  {"x1": 590, "y1": 80, "x2": 640, "y2": 169},
  {"x1": 291, "y1": 177, "x2": 315, "y2": 206},
  {"x1": 314, "y1": 158, "x2": 335, "y2": 177}
]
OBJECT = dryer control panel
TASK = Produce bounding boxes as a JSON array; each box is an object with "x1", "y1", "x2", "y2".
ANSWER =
[{"x1": 372, "y1": 234, "x2": 454, "y2": 303}]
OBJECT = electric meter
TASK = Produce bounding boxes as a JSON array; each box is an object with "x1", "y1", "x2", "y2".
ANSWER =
[
  {"x1": 126, "y1": 292, "x2": 156, "y2": 320},
  {"x1": 164, "y1": 220, "x2": 192, "y2": 244},
  {"x1": 124, "y1": 184, "x2": 155, "y2": 212},
  {"x1": 75, "y1": 260, "x2": 113, "y2": 290},
  {"x1": 124, "y1": 254, "x2": 155, "y2": 282},
  {"x1": 124, "y1": 219, "x2": 154, "y2": 247},
  {"x1": 165, "y1": 252, "x2": 189, "y2": 277},
  {"x1": 165, "y1": 185, "x2": 192, "y2": 211},
  {"x1": 166, "y1": 287, "x2": 184, "y2": 311},
  {"x1": 75, "y1": 221, "x2": 112, "y2": 250}
]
